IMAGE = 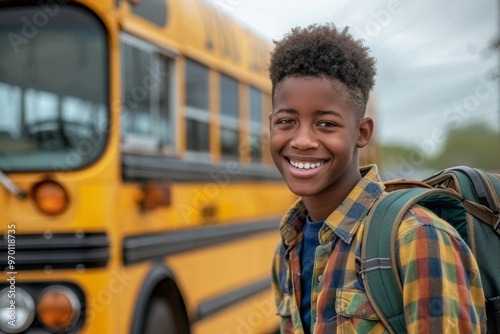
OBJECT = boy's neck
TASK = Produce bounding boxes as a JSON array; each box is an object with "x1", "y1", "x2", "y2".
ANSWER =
[{"x1": 302, "y1": 169, "x2": 362, "y2": 222}]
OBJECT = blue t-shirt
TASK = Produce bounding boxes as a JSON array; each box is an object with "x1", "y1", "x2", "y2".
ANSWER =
[{"x1": 298, "y1": 215, "x2": 324, "y2": 334}]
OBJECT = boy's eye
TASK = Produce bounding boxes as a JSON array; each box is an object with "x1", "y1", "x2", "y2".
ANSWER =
[
  {"x1": 276, "y1": 118, "x2": 295, "y2": 125},
  {"x1": 318, "y1": 121, "x2": 337, "y2": 127}
]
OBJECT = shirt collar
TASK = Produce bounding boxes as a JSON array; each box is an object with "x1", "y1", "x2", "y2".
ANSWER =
[
  {"x1": 279, "y1": 165, "x2": 384, "y2": 247},
  {"x1": 323, "y1": 164, "x2": 384, "y2": 244}
]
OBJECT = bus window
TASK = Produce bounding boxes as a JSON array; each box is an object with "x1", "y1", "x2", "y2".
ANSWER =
[
  {"x1": 0, "y1": 5, "x2": 108, "y2": 172},
  {"x1": 249, "y1": 86, "x2": 263, "y2": 163},
  {"x1": 121, "y1": 35, "x2": 174, "y2": 154},
  {"x1": 158, "y1": 54, "x2": 174, "y2": 154},
  {"x1": 185, "y1": 59, "x2": 210, "y2": 159},
  {"x1": 220, "y1": 74, "x2": 239, "y2": 161},
  {"x1": 122, "y1": 45, "x2": 151, "y2": 136}
]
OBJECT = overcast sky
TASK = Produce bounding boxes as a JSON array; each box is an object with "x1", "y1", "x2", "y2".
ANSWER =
[{"x1": 209, "y1": 0, "x2": 500, "y2": 155}]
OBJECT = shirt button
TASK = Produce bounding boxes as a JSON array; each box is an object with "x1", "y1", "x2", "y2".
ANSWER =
[
  {"x1": 361, "y1": 308, "x2": 367, "y2": 315},
  {"x1": 317, "y1": 275, "x2": 323, "y2": 282}
]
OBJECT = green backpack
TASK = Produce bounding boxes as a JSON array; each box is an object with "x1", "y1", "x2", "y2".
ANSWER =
[{"x1": 360, "y1": 166, "x2": 500, "y2": 333}]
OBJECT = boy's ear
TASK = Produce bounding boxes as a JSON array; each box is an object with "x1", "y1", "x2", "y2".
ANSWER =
[{"x1": 356, "y1": 117, "x2": 374, "y2": 148}]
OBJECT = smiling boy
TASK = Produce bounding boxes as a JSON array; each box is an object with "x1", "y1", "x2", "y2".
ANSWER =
[{"x1": 269, "y1": 24, "x2": 485, "y2": 333}]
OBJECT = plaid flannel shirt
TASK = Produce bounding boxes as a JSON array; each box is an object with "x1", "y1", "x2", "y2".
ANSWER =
[{"x1": 271, "y1": 165, "x2": 486, "y2": 333}]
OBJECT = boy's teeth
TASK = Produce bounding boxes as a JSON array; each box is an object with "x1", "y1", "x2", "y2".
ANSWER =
[{"x1": 290, "y1": 161, "x2": 322, "y2": 169}]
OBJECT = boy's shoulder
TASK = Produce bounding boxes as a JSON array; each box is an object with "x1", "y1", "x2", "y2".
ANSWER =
[{"x1": 394, "y1": 202, "x2": 463, "y2": 241}]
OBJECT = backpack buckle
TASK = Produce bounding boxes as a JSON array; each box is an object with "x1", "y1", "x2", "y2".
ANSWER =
[{"x1": 495, "y1": 216, "x2": 500, "y2": 236}]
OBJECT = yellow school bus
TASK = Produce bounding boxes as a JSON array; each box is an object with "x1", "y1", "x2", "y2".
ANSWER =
[{"x1": 0, "y1": 1, "x2": 379, "y2": 333}]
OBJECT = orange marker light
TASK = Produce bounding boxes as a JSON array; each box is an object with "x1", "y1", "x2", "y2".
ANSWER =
[
  {"x1": 37, "y1": 286, "x2": 80, "y2": 332},
  {"x1": 32, "y1": 181, "x2": 69, "y2": 215}
]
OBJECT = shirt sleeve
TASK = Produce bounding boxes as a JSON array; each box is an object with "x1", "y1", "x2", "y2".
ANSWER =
[
  {"x1": 395, "y1": 205, "x2": 486, "y2": 333},
  {"x1": 271, "y1": 242, "x2": 284, "y2": 309},
  {"x1": 271, "y1": 242, "x2": 295, "y2": 333}
]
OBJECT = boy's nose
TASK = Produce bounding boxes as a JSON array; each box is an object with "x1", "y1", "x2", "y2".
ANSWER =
[{"x1": 290, "y1": 127, "x2": 320, "y2": 150}]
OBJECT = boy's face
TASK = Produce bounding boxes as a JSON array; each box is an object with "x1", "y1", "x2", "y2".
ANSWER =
[{"x1": 269, "y1": 76, "x2": 372, "y2": 198}]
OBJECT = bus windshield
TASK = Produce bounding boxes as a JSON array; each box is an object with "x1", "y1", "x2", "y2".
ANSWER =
[{"x1": 0, "y1": 5, "x2": 108, "y2": 172}]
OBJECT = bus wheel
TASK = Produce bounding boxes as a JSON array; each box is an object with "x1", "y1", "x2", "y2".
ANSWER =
[{"x1": 143, "y1": 297, "x2": 176, "y2": 334}]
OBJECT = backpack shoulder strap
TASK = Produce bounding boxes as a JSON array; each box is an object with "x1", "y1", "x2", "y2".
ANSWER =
[
  {"x1": 360, "y1": 187, "x2": 462, "y2": 333},
  {"x1": 448, "y1": 166, "x2": 499, "y2": 213},
  {"x1": 425, "y1": 166, "x2": 500, "y2": 235}
]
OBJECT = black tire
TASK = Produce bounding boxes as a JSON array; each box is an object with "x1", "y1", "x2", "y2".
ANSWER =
[{"x1": 143, "y1": 297, "x2": 177, "y2": 334}]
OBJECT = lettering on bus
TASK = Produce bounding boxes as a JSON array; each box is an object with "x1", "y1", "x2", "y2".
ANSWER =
[{"x1": 178, "y1": 161, "x2": 241, "y2": 223}]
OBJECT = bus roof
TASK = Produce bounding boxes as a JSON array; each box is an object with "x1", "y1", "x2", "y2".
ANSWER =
[{"x1": 117, "y1": 0, "x2": 273, "y2": 89}]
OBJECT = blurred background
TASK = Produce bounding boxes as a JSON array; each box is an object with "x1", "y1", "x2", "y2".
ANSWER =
[{"x1": 208, "y1": 0, "x2": 500, "y2": 179}]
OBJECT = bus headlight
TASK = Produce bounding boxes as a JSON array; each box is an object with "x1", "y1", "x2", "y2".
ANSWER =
[
  {"x1": 0, "y1": 287, "x2": 36, "y2": 333},
  {"x1": 37, "y1": 285, "x2": 81, "y2": 332}
]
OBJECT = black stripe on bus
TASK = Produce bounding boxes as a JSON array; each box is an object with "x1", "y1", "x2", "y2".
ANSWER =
[
  {"x1": 123, "y1": 218, "x2": 280, "y2": 265},
  {"x1": 122, "y1": 154, "x2": 284, "y2": 182},
  {"x1": 194, "y1": 277, "x2": 271, "y2": 322},
  {"x1": 0, "y1": 232, "x2": 110, "y2": 270}
]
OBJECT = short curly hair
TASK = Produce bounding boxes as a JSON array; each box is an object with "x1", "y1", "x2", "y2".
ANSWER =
[{"x1": 269, "y1": 23, "x2": 376, "y2": 120}]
